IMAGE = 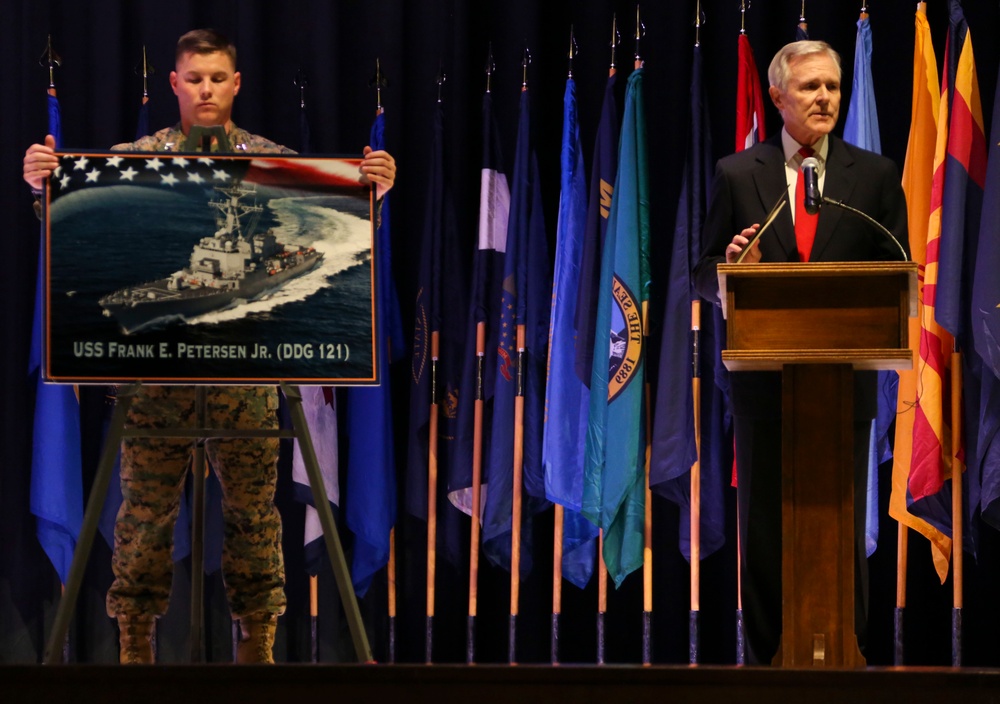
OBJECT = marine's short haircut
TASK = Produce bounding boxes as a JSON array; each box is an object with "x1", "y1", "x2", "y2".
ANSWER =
[{"x1": 176, "y1": 29, "x2": 237, "y2": 68}]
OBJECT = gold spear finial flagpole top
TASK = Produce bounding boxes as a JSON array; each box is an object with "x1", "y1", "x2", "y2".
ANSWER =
[
  {"x1": 368, "y1": 58, "x2": 388, "y2": 114},
  {"x1": 801, "y1": 0, "x2": 807, "y2": 22},
  {"x1": 39, "y1": 34, "x2": 62, "y2": 92},
  {"x1": 634, "y1": 4, "x2": 645, "y2": 68},
  {"x1": 610, "y1": 13, "x2": 620, "y2": 72},
  {"x1": 568, "y1": 24, "x2": 579, "y2": 78},
  {"x1": 521, "y1": 44, "x2": 531, "y2": 90},
  {"x1": 294, "y1": 69, "x2": 309, "y2": 110},
  {"x1": 695, "y1": 0, "x2": 705, "y2": 47},
  {"x1": 135, "y1": 45, "x2": 155, "y2": 99},
  {"x1": 740, "y1": 0, "x2": 748, "y2": 35},
  {"x1": 485, "y1": 42, "x2": 495, "y2": 94}
]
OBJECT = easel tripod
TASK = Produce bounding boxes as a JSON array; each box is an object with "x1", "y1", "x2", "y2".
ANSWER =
[{"x1": 43, "y1": 381, "x2": 371, "y2": 664}]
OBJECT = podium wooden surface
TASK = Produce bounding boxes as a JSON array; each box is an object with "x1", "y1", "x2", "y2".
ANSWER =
[{"x1": 717, "y1": 262, "x2": 917, "y2": 668}]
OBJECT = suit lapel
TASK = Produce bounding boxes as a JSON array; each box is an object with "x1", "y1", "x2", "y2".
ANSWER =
[
  {"x1": 810, "y1": 136, "x2": 857, "y2": 261},
  {"x1": 752, "y1": 137, "x2": 797, "y2": 259}
]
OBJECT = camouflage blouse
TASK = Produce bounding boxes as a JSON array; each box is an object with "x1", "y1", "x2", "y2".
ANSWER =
[{"x1": 111, "y1": 123, "x2": 295, "y2": 154}]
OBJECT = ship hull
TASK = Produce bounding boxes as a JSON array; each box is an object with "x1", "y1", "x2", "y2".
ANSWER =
[{"x1": 101, "y1": 253, "x2": 323, "y2": 334}]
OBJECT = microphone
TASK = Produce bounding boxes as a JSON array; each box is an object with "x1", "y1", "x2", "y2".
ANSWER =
[{"x1": 801, "y1": 156, "x2": 821, "y2": 215}]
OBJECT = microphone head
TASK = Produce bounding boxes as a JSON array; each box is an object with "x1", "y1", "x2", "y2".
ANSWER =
[{"x1": 801, "y1": 156, "x2": 820, "y2": 172}]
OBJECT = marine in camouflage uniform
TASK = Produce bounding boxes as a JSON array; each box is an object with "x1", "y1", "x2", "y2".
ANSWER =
[{"x1": 105, "y1": 124, "x2": 293, "y2": 622}]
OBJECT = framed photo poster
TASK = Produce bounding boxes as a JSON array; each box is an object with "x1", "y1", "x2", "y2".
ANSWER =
[{"x1": 43, "y1": 151, "x2": 379, "y2": 385}]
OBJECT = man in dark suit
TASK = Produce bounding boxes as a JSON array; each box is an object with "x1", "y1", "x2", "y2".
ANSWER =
[{"x1": 693, "y1": 40, "x2": 908, "y2": 664}]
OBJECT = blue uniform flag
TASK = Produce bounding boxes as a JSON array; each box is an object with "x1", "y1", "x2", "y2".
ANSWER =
[
  {"x1": 842, "y1": 12, "x2": 885, "y2": 558},
  {"x1": 582, "y1": 68, "x2": 649, "y2": 588},
  {"x1": 344, "y1": 109, "x2": 403, "y2": 595},
  {"x1": 29, "y1": 92, "x2": 83, "y2": 585},
  {"x1": 482, "y1": 87, "x2": 551, "y2": 574},
  {"x1": 650, "y1": 45, "x2": 726, "y2": 562},
  {"x1": 974, "y1": 51, "x2": 1000, "y2": 531},
  {"x1": 542, "y1": 77, "x2": 598, "y2": 589}
]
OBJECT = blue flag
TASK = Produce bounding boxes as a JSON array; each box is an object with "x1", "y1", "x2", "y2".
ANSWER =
[
  {"x1": 582, "y1": 68, "x2": 649, "y2": 588},
  {"x1": 482, "y1": 87, "x2": 551, "y2": 574},
  {"x1": 29, "y1": 92, "x2": 83, "y2": 585},
  {"x1": 974, "y1": 55, "x2": 1000, "y2": 531},
  {"x1": 344, "y1": 109, "x2": 404, "y2": 595},
  {"x1": 448, "y1": 92, "x2": 510, "y2": 563},
  {"x1": 542, "y1": 77, "x2": 598, "y2": 589},
  {"x1": 405, "y1": 96, "x2": 469, "y2": 577},
  {"x1": 575, "y1": 74, "x2": 618, "y2": 387},
  {"x1": 842, "y1": 12, "x2": 885, "y2": 558},
  {"x1": 650, "y1": 45, "x2": 726, "y2": 562}
]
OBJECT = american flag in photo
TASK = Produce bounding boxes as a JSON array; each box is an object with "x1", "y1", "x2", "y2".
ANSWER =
[{"x1": 49, "y1": 153, "x2": 366, "y2": 200}]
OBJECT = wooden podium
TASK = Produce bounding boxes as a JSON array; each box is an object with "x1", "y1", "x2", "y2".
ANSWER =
[{"x1": 717, "y1": 261, "x2": 917, "y2": 668}]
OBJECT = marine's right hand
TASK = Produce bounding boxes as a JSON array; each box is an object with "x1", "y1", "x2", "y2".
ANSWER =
[{"x1": 23, "y1": 135, "x2": 59, "y2": 191}]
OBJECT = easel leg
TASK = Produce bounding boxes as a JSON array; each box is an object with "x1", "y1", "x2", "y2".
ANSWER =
[
  {"x1": 44, "y1": 382, "x2": 139, "y2": 664},
  {"x1": 281, "y1": 382, "x2": 372, "y2": 663}
]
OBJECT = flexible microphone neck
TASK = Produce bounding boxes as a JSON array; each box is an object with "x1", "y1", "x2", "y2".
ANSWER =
[{"x1": 819, "y1": 196, "x2": 909, "y2": 262}]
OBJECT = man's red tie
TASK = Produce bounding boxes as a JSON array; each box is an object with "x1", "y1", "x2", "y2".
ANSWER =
[{"x1": 795, "y1": 146, "x2": 818, "y2": 262}]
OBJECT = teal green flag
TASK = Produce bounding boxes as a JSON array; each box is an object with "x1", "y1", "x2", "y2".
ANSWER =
[{"x1": 582, "y1": 67, "x2": 649, "y2": 587}]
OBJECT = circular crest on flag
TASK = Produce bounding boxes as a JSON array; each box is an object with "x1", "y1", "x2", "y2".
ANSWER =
[{"x1": 607, "y1": 274, "x2": 643, "y2": 402}]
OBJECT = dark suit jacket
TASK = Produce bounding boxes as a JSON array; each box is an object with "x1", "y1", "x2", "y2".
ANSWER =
[{"x1": 693, "y1": 133, "x2": 909, "y2": 419}]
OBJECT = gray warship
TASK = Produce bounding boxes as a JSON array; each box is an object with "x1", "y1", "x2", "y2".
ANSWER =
[{"x1": 99, "y1": 181, "x2": 323, "y2": 334}]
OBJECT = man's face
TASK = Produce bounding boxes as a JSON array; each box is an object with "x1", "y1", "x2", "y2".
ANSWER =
[
  {"x1": 170, "y1": 50, "x2": 240, "y2": 132},
  {"x1": 769, "y1": 52, "x2": 841, "y2": 146}
]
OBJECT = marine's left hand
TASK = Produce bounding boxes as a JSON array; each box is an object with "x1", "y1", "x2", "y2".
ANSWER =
[{"x1": 360, "y1": 146, "x2": 396, "y2": 198}]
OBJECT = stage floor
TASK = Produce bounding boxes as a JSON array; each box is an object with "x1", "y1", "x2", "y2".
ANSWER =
[{"x1": 4, "y1": 663, "x2": 1000, "y2": 704}]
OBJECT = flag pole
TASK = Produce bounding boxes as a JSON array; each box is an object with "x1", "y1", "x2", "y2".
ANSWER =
[
  {"x1": 951, "y1": 351, "x2": 963, "y2": 666},
  {"x1": 42, "y1": 33, "x2": 69, "y2": 663},
  {"x1": 387, "y1": 527, "x2": 397, "y2": 663},
  {"x1": 633, "y1": 5, "x2": 654, "y2": 667},
  {"x1": 552, "y1": 504, "x2": 564, "y2": 664},
  {"x1": 509, "y1": 324, "x2": 527, "y2": 664},
  {"x1": 688, "y1": 6, "x2": 705, "y2": 664},
  {"x1": 690, "y1": 299, "x2": 702, "y2": 664},
  {"x1": 425, "y1": 331, "x2": 440, "y2": 664},
  {"x1": 467, "y1": 322, "x2": 486, "y2": 663},
  {"x1": 894, "y1": 522, "x2": 908, "y2": 665},
  {"x1": 550, "y1": 26, "x2": 581, "y2": 667},
  {"x1": 596, "y1": 18, "x2": 618, "y2": 668},
  {"x1": 309, "y1": 574, "x2": 319, "y2": 662}
]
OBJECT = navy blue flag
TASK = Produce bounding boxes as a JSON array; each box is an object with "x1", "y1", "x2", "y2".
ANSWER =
[
  {"x1": 447, "y1": 92, "x2": 510, "y2": 560},
  {"x1": 29, "y1": 91, "x2": 83, "y2": 584},
  {"x1": 542, "y1": 77, "x2": 598, "y2": 589},
  {"x1": 482, "y1": 87, "x2": 551, "y2": 574},
  {"x1": 345, "y1": 108, "x2": 404, "y2": 595},
  {"x1": 650, "y1": 45, "x2": 726, "y2": 562},
  {"x1": 575, "y1": 73, "x2": 618, "y2": 387},
  {"x1": 405, "y1": 98, "x2": 468, "y2": 555},
  {"x1": 972, "y1": 62, "x2": 1000, "y2": 530}
]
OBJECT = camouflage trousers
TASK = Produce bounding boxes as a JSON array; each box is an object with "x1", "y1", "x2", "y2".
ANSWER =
[{"x1": 106, "y1": 385, "x2": 286, "y2": 620}]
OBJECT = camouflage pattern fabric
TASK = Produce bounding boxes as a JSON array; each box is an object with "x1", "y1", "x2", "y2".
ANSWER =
[{"x1": 106, "y1": 125, "x2": 292, "y2": 620}]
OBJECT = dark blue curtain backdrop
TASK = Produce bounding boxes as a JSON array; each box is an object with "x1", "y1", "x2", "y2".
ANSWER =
[{"x1": 3, "y1": 0, "x2": 1000, "y2": 665}]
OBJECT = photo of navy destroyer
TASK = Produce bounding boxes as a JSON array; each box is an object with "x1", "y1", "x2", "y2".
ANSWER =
[{"x1": 99, "y1": 181, "x2": 323, "y2": 333}]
